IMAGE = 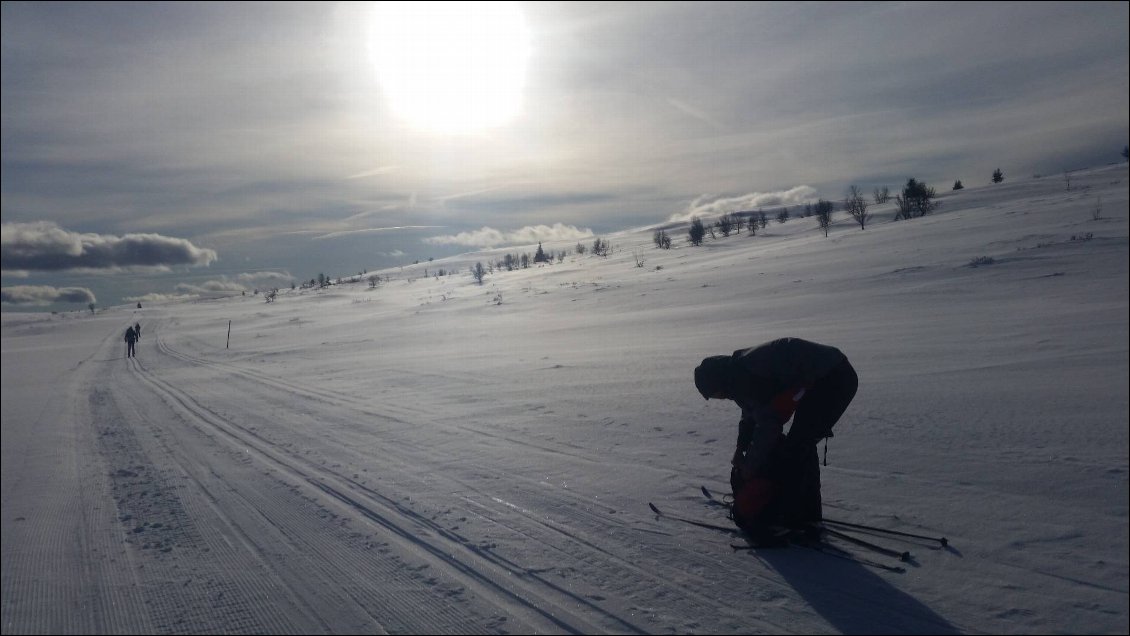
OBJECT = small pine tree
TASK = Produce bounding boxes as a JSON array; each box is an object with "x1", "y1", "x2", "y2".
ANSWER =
[
  {"x1": 534, "y1": 242, "x2": 548, "y2": 263},
  {"x1": 992, "y1": 168, "x2": 1004, "y2": 183},
  {"x1": 953, "y1": 180, "x2": 964, "y2": 190},
  {"x1": 472, "y1": 262, "x2": 486, "y2": 284},
  {"x1": 895, "y1": 178, "x2": 938, "y2": 219},
  {"x1": 688, "y1": 217, "x2": 706, "y2": 246}
]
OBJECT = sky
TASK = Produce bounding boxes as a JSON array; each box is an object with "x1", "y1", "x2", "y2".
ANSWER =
[{"x1": 2, "y1": 1, "x2": 1128, "y2": 311}]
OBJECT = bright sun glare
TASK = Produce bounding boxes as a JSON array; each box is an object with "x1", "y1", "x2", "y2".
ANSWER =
[{"x1": 369, "y1": 1, "x2": 531, "y2": 134}]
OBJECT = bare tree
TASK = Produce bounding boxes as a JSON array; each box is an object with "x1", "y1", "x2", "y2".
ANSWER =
[
  {"x1": 873, "y1": 186, "x2": 890, "y2": 204},
  {"x1": 472, "y1": 262, "x2": 486, "y2": 284},
  {"x1": 844, "y1": 185, "x2": 870, "y2": 230},
  {"x1": 814, "y1": 198, "x2": 834, "y2": 237},
  {"x1": 716, "y1": 213, "x2": 737, "y2": 237}
]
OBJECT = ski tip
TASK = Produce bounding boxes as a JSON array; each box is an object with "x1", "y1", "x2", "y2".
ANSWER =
[
  {"x1": 648, "y1": 502, "x2": 660, "y2": 515},
  {"x1": 701, "y1": 486, "x2": 713, "y2": 498}
]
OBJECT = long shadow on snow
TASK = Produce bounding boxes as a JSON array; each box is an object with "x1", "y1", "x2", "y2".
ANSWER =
[{"x1": 754, "y1": 550, "x2": 960, "y2": 634}]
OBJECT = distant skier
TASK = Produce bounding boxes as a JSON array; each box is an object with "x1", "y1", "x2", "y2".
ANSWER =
[
  {"x1": 694, "y1": 338, "x2": 857, "y2": 542},
  {"x1": 124, "y1": 325, "x2": 138, "y2": 358},
  {"x1": 134, "y1": 322, "x2": 141, "y2": 353}
]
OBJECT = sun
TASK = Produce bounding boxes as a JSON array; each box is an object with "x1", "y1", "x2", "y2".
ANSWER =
[{"x1": 369, "y1": 2, "x2": 531, "y2": 134}]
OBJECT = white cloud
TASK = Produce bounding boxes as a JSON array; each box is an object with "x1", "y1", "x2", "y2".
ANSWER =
[
  {"x1": 123, "y1": 292, "x2": 198, "y2": 304},
  {"x1": 668, "y1": 186, "x2": 819, "y2": 223},
  {"x1": 424, "y1": 223, "x2": 595, "y2": 248},
  {"x1": 174, "y1": 270, "x2": 294, "y2": 295},
  {"x1": 1, "y1": 221, "x2": 218, "y2": 273},
  {"x1": 1, "y1": 284, "x2": 96, "y2": 305},
  {"x1": 235, "y1": 271, "x2": 295, "y2": 288}
]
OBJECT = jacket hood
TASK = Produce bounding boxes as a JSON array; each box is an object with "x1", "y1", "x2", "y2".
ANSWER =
[{"x1": 694, "y1": 355, "x2": 735, "y2": 399}]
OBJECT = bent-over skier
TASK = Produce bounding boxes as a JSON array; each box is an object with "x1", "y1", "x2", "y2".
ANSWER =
[{"x1": 694, "y1": 338, "x2": 857, "y2": 542}]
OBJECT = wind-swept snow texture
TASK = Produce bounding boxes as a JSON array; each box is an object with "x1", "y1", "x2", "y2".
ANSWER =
[{"x1": 3, "y1": 165, "x2": 1127, "y2": 634}]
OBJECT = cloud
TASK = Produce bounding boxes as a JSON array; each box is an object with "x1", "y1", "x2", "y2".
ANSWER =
[
  {"x1": 346, "y1": 166, "x2": 398, "y2": 179},
  {"x1": 175, "y1": 278, "x2": 246, "y2": 295},
  {"x1": 424, "y1": 223, "x2": 595, "y2": 248},
  {"x1": 1, "y1": 222, "x2": 218, "y2": 273},
  {"x1": 310, "y1": 226, "x2": 444, "y2": 240},
  {"x1": 668, "y1": 186, "x2": 819, "y2": 223},
  {"x1": 1, "y1": 285, "x2": 96, "y2": 306},
  {"x1": 123, "y1": 292, "x2": 198, "y2": 304},
  {"x1": 172, "y1": 270, "x2": 294, "y2": 296},
  {"x1": 235, "y1": 270, "x2": 295, "y2": 288}
]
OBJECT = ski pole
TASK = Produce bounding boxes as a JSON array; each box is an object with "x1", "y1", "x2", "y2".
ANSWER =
[
  {"x1": 823, "y1": 527, "x2": 911, "y2": 562},
  {"x1": 823, "y1": 518, "x2": 948, "y2": 547}
]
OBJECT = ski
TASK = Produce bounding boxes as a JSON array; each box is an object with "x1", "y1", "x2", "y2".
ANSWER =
[
  {"x1": 823, "y1": 518, "x2": 948, "y2": 547},
  {"x1": 823, "y1": 527, "x2": 911, "y2": 562},
  {"x1": 701, "y1": 485, "x2": 722, "y2": 502},
  {"x1": 702, "y1": 484, "x2": 919, "y2": 560},
  {"x1": 652, "y1": 499, "x2": 906, "y2": 572},
  {"x1": 648, "y1": 502, "x2": 740, "y2": 535}
]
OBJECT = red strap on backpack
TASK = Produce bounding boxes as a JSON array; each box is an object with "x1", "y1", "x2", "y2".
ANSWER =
[{"x1": 734, "y1": 478, "x2": 774, "y2": 520}]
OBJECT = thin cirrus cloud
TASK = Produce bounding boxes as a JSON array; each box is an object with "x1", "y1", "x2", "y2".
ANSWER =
[
  {"x1": 1, "y1": 221, "x2": 217, "y2": 274},
  {"x1": 0, "y1": 284, "x2": 96, "y2": 306}
]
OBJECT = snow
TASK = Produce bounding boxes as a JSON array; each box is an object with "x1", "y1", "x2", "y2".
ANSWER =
[{"x1": 3, "y1": 165, "x2": 1127, "y2": 634}]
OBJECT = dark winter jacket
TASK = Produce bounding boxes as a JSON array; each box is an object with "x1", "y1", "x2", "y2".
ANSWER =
[{"x1": 696, "y1": 338, "x2": 846, "y2": 474}]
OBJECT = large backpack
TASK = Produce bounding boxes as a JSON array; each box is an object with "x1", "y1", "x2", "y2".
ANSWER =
[{"x1": 728, "y1": 438, "x2": 822, "y2": 532}]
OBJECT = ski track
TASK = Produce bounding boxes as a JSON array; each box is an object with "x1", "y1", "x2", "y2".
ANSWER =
[
  {"x1": 0, "y1": 312, "x2": 1029, "y2": 635},
  {"x1": 147, "y1": 324, "x2": 790, "y2": 633},
  {"x1": 17, "y1": 317, "x2": 908, "y2": 635},
  {"x1": 123, "y1": 329, "x2": 596, "y2": 634},
  {"x1": 129, "y1": 319, "x2": 951, "y2": 634}
]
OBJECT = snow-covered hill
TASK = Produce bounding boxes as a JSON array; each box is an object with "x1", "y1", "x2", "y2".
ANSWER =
[{"x1": 3, "y1": 165, "x2": 1127, "y2": 634}]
